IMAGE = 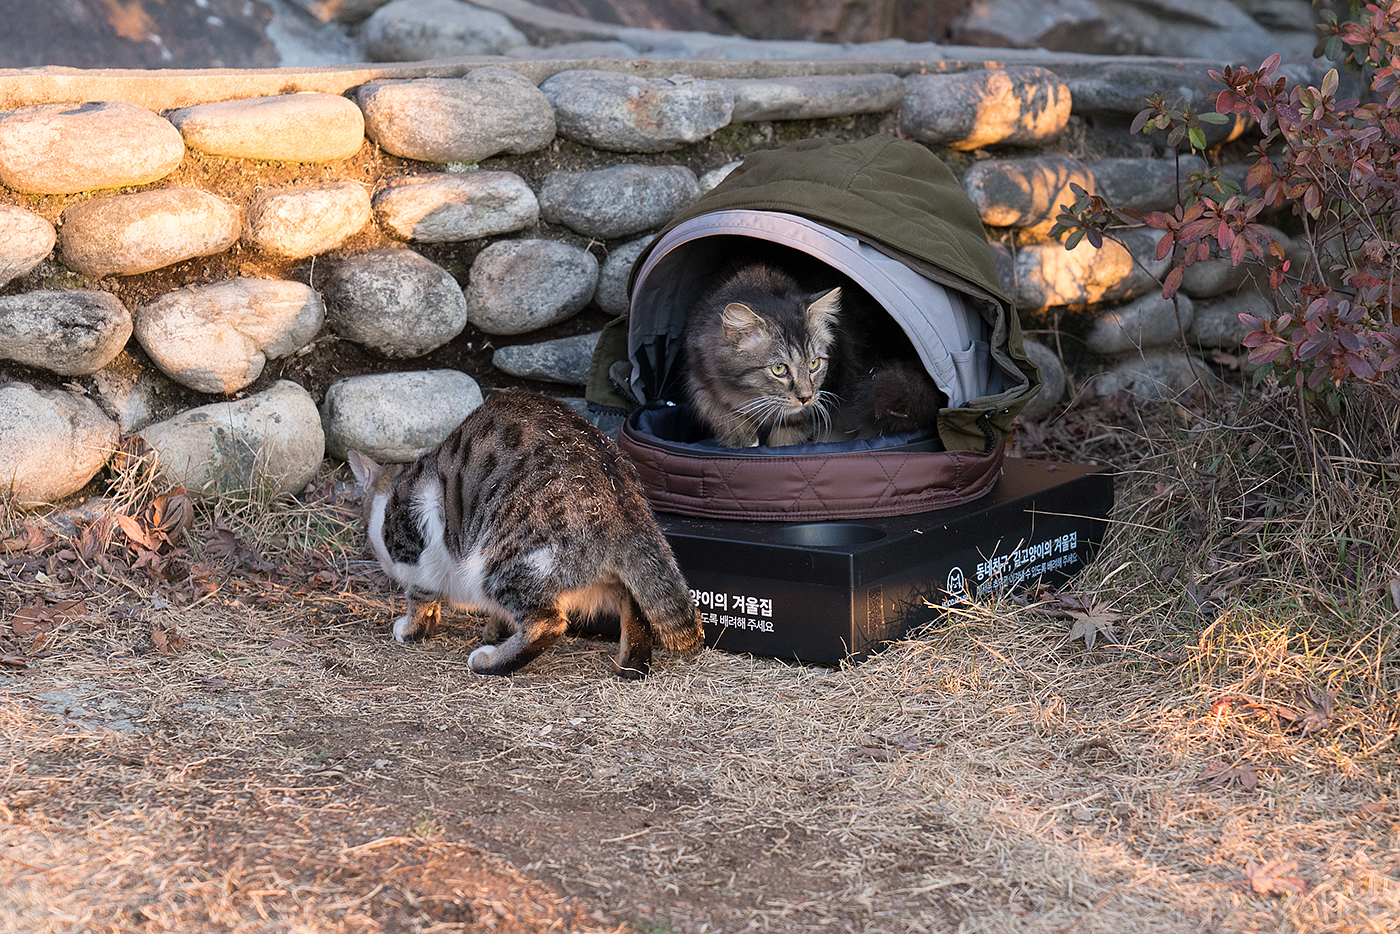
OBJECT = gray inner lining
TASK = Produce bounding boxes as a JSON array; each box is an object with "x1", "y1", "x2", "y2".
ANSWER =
[{"x1": 628, "y1": 210, "x2": 999, "y2": 408}]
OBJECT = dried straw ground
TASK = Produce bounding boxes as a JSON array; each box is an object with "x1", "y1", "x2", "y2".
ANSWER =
[{"x1": 2, "y1": 380, "x2": 1398, "y2": 934}]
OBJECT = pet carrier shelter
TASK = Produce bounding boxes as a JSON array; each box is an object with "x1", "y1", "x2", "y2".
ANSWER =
[{"x1": 585, "y1": 136, "x2": 1113, "y2": 661}]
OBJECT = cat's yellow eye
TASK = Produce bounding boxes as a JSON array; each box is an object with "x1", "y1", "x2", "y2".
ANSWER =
[
  {"x1": 770, "y1": 363, "x2": 788, "y2": 377},
  {"x1": 809, "y1": 358, "x2": 823, "y2": 372}
]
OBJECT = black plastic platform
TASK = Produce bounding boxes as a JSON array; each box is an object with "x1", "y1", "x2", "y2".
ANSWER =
[{"x1": 651, "y1": 458, "x2": 1114, "y2": 665}]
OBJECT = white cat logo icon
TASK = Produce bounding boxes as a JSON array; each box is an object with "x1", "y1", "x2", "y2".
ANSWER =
[{"x1": 946, "y1": 566, "x2": 968, "y2": 602}]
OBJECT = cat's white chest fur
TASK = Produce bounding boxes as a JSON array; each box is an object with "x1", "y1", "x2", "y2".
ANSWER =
[{"x1": 368, "y1": 479, "x2": 506, "y2": 618}]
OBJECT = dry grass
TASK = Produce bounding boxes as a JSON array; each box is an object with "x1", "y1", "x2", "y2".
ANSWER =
[{"x1": 2, "y1": 377, "x2": 1399, "y2": 933}]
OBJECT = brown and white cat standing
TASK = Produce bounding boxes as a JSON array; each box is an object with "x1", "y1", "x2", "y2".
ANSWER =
[{"x1": 348, "y1": 391, "x2": 702, "y2": 678}]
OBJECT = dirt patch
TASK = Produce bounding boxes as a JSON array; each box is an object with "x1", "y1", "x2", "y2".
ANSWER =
[{"x1": 4, "y1": 390, "x2": 1399, "y2": 933}]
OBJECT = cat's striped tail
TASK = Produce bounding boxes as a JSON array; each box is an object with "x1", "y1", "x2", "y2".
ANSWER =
[{"x1": 622, "y1": 545, "x2": 703, "y2": 653}]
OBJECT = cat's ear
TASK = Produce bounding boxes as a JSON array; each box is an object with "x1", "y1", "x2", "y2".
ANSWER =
[
  {"x1": 720, "y1": 302, "x2": 764, "y2": 342},
  {"x1": 806, "y1": 287, "x2": 841, "y2": 334},
  {"x1": 346, "y1": 450, "x2": 380, "y2": 489}
]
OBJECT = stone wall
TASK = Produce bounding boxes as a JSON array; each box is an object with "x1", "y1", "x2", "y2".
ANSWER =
[{"x1": 0, "y1": 54, "x2": 1275, "y2": 508}]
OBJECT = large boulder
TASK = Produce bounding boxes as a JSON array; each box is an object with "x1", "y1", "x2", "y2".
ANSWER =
[
  {"x1": 0, "y1": 102, "x2": 184, "y2": 195},
  {"x1": 538, "y1": 164, "x2": 700, "y2": 239},
  {"x1": 243, "y1": 182, "x2": 372, "y2": 259},
  {"x1": 322, "y1": 249, "x2": 468, "y2": 357},
  {"x1": 0, "y1": 206, "x2": 56, "y2": 287},
  {"x1": 900, "y1": 67, "x2": 1071, "y2": 151},
  {"x1": 139, "y1": 380, "x2": 325, "y2": 498},
  {"x1": 358, "y1": 68, "x2": 556, "y2": 164},
  {"x1": 321, "y1": 370, "x2": 484, "y2": 462},
  {"x1": 465, "y1": 239, "x2": 598, "y2": 335},
  {"x1": 167, "y1": 93, "x2": 365, "y2": 162},
  {"x1": 59, "y1": 189, "x2": 242, "y2": 278},
  {"x1": 362, "y1": 0, "x2": 529, "y2": 59},
  {"x1": 134, "y1": 279, "x2": 325, "y2": 394},
  {"x1": 373, "y1": 171, "x2": 539, "y2": 242},
  {"x1": 0, "y1": 290, "x2": 131, "y2": 376},
  {"x1": 0, "y1": 382, "x2": 119, "y2": 508},
  {"x1": 541, "y1": 70, "x2": 734, "y2": 153}
]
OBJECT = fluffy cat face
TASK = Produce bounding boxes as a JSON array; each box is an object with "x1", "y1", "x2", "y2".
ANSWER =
[{"x1": 719, "y1": 286, "x2": 838, "y2": 412}]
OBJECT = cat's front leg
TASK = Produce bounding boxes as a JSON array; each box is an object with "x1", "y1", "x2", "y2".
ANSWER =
[
  {"x1": 765, "y1": 419, "x2": 816, "y2": 447},
  {"x1": 393, "y1": 588, "x2": 442, "y2": 643}
]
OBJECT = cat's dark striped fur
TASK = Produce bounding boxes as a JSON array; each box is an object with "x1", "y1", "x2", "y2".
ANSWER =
[
  {"x1": 348, "y1": 392, "x2": 702, "y2": 679},
  {"x1": 682, "y1": 263, "x2": 942, "y2": 448}
]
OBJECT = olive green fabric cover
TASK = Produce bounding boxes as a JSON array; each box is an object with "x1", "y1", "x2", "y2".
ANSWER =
[{"x1": 586, "y1": 135, "x2": 1041, "y2": 453}]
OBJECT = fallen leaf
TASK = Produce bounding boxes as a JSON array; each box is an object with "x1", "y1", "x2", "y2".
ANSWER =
[
  {"x1": 1242, "y1": 858, "x2": 1308, "y2": 896},
  {"x1": 1198, "y1": 760, "x2": 1259, "y2": 790},
  {"x1": 116, "y1": 513, "x2": 159, "y2": 553},
  {"x1": 150, "y1": 490, "x2": 193, "y2": 537},
  {"x1": 1389, "y1": 578, "x2": 1400, "y2": 613},
  {"x1": 1293, "y1": 684, "x2": 1336, "y2": 734},
  {"x1": 10, "y1": 605, "x2": 48, "y2": 640},
  {"x1": 10, "y1": 599, "x2": 86, "y2": 640},
  {"x1": 151, "y1": 627, "x2": 188, "y2": 656},
  {"x1": 1068, "y1": 603, "x2": 1119, "y2": 650},
  {"x1": 1354, "y1": 802, "x2": 1388, "y2": 822},
  {"x1": 0, "y1": 655, "x2": 30, "y2": 668},
  {"x1": 1070, "y1": 735, "x2": 1118, "y2": 760}
]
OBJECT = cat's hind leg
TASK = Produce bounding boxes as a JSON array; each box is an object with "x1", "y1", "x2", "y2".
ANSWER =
[
  {"x1": 612, "y1": 596, "x2": 653, "y2": 680},
  {"x1": 393, "y1": 590, "x2": 441, "y2": 643},
  {"x1": 468, "y1": 604, "x2": 568, "y2": 676}
]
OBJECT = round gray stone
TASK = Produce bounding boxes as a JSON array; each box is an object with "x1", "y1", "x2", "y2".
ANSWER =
[
  {"x1": 358, "y1": 68, "x2": 556, "y2": 164},
  {"x1": 538, "y1": 164, "x2": 699, "y2": 239},
  {"x1": 962, "y1": 154, "x2": 1094, "y2": 230},
  {"x1": 595, "y1": 236, "x2": 651, "y2": 315},
  {"x1": 323, "y1": 248, "x2": 468, "y2": 357},
  {"x1": 0, "y1": 206, "x2": 56, "y2": 287},
  {"x1": 1179, "y1": 227, "x2": 1286, "y2": 299},
  {"x1": 492, "y1": 331, "x2": 601, "y2": 386},
  {"x1": 1085, "y1": 292, "x2": 1194, "y2": 355},
  {"x1": 0, "y1": 382, "x2": 119, "y2": 508},
  {"x1": 167, "y1": 92, "x2": 366, "y2": 162},
  {"x1": 321, "y1": 369, "x2": 484, "y2": 463},
  {"x1": 373, "y1": 171, "x2": 539, "y2": 242},
  {"x1": 1019, "y1": 338, "x2": 1066, "y2": 421},
  {"x1": 1191, "y1": 291, "x2": 1271, "y2": 348},
  {"x1": 362, "y1": 0, "x2": 528, "y2": 60},
  {"x1": 1093, "y1": 351, "x2": 1219, "y2": 402},
  {"x1": 716, "y1": 73, "x2": 904, "y2": 122},
  {"x1": 466, "y1": 239, "x2": 598, "y2": 336},
  {"x1": 541, "y1": 70, "x2": 734, "y2": 153},
  {"x1": 59, "y1": 188, "x2": 242, "y2": 278},
  {"x1": 900, "y1": 67, "x2": 1071, "y2": 151},
  {"x1": 0, "y1": 290, "x2": 132, "y2": 376},
  {"x1": 139, "y1": 380, "x2": 325, "y2": 498},
  {"x1": 134, "y1": 279, "x2": 325, "y2": 394},
  {"x1": 0, "y1": 102, "x2": 183, "y2": 195},
  {"x1": 1089, "y1": 155, "x2": 1207, "y2": 213},
  {"x1": 244, "y1": 181, "x2": 372, "y2": 259},
  {"x1": 1066, "y1": 63, "x2": 1244, "y2": 147}
]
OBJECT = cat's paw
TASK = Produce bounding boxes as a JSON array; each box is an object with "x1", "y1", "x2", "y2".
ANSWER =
[
  {"x1": 392, "y1": 615, "x2": 416, "y2": 643},
  {"x1": 468, "y1": 644, "x2": 497, "y2": 673}
]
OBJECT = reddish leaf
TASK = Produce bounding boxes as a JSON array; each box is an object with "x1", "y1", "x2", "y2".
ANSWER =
[{"x1": 1242, "y1": 858, "x2": 1308, "y2": 896}]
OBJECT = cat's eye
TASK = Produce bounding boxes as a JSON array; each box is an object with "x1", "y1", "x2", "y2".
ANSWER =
[
  {"x1": 770, "y1": 363, "x2": 788, "y2": 377},
  {"x1": 809, "y1": 358, "x2": 823, "y2": 372}
]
